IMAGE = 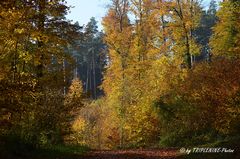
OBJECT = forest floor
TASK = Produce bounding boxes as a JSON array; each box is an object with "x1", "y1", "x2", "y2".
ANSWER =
[
  {"x1": 79, "y1": 149, "x2": 240, "y2": 159},
  {"x1": 1, "y1": 148, "x2": 239, "y2": 159},
  {"x1": 1, "y1": 143, "x2": 239, "y2": 159},
  {"x1": 79, "y1": 149, "x2": 183, "y2": 159}
]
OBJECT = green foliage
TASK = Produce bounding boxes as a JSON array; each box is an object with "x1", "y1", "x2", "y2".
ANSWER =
[
  {"x1": 99, "y1": 0, "x2": 239, "y2": 150},
  {"x1": 70, "y1": 98, "x2": 119, "y2": 149},
  {"x1": 0, "y1": 134, "x2": 89, "y2": 159},
  {"x1": 156, "y1": 58, "x2": 240, "y2": 147},
  {"x1": 65, "y1": 78, "x2": 83, "y2": 107},
  {"x1": 69, "y1": 17, "x2": 106, "y2": 99},
  {"x1": 0, "y1": 0, "x2": 84, "y2": 153},
  {"x1": 210, "y1": 0, "x2": 240, "y2": 58}
]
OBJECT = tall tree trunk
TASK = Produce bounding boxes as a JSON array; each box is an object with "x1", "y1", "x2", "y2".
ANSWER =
[
  {"x1": 92, "y1": 48, "x2": 97, "y2": 99},
  {"x1": 175, "y1": 0, "x2": 192, "y2": 68},
  {"x1": 12, "y1": 40, "x2": 18, "y2": 82},
  {"x1": 37, "y1": 0, "x2": 46, "y2": 79}
]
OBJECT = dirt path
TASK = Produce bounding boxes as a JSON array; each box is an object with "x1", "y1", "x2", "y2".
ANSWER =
[{"x1": 80, "y1": 149, "x2": 183, "y2": 159}]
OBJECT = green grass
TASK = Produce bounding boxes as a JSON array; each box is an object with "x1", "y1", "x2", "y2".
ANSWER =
[
  {"x1": 0, "y1": 143, "x2": 90, "y2": 159},
  {"x1": 33, "y1": 144, "x2": 90, "y2": 159}
]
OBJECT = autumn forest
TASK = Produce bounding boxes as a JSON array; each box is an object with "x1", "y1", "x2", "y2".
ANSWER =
[{"x1": 0, "y1": 0, "x2": 240, "y2": 159}]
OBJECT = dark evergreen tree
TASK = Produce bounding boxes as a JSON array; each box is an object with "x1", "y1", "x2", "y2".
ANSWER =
[
  {"x1": 194, "y1": 0, "x2": 217, "y2": 61},
  {"x1": 70, "y1": 17, "x2": 106, "y2": 99}
]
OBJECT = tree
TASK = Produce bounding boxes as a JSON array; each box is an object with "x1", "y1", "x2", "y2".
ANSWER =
[
  {"x1": 194, "y1": 0, "x2": 217, "y2": 61},
  {"x1": 65, "y1": 78, "x2": 83, "y2": 107},
  {"x1": 0, "y1": 0, "x2": 82, "y2": 146},
  {"x1": 101, "y1": 0, "x2": 203, "y2": 148},
  {"x1": 66, "y1": 18, "x2": 106, "y2": 99},
  {"x1": 210, "y1": 0, "x2": 240, "y2": 58},
  {"x1": 82, "y1": 18, "x2": 106, "y2": 99},
  {"x1": 169, "y1": 0, "x2": 202, "y2": 68},
  {"x1": 102, "y1": 0, "x2": 133, "y2": 148}
]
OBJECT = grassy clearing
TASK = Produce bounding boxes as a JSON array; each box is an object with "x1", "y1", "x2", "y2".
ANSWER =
[
  {"x1": 33, "y1": 144, "x2": 90, "y2": 159},
  {"x1": 0, "y1": 142, "x2": 90, "y2": 159}
]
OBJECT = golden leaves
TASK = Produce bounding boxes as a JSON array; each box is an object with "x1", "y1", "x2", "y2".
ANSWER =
[{"x1": 210, "y1": 1, "x2": 240, "y2": 58}]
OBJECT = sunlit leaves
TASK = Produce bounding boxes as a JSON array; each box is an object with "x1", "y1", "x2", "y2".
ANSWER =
[
  {"x1": 0, "y1": 0, "x2": 83, "y2": 146},
  {"x1": 210, "y1": 1, "x2": 240, "y2": 58},
  {"x1": 65, "y1": 78, "x2": 83, "y2": 104}
]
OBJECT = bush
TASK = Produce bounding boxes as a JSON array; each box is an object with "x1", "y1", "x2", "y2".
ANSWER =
[{"x1": 157, "y1": 59, "x2": 240, "y2": 147}]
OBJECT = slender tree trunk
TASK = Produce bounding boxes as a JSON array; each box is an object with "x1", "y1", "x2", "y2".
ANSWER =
[
  {"x1": 190, "y1": 0, "x2": 194, "y2": 67},
  {"x1": 86, "y1": 62, "x2": 89, "y2": 92},
  {"x1": 92, "y1": 48, "x2": 97, "y2": 99},
  {"x1": 63, "y1": 59, "x2": 66, "y2": 96},
  {"x1": 176, "y1": 0, "x2": 192, "y2": 68},
  {"x1": 89, "y1": 57, "x2": 92, "y2": 95},
  {"x1": 13, "y1": 40, "x2": 18, "y2": 82},
  {"x1": 113, "y1": 0, "x2": 128, "y2": 149},
  {"x1": 37, "y1": 0, "x2": 46, "y2": 79}
]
